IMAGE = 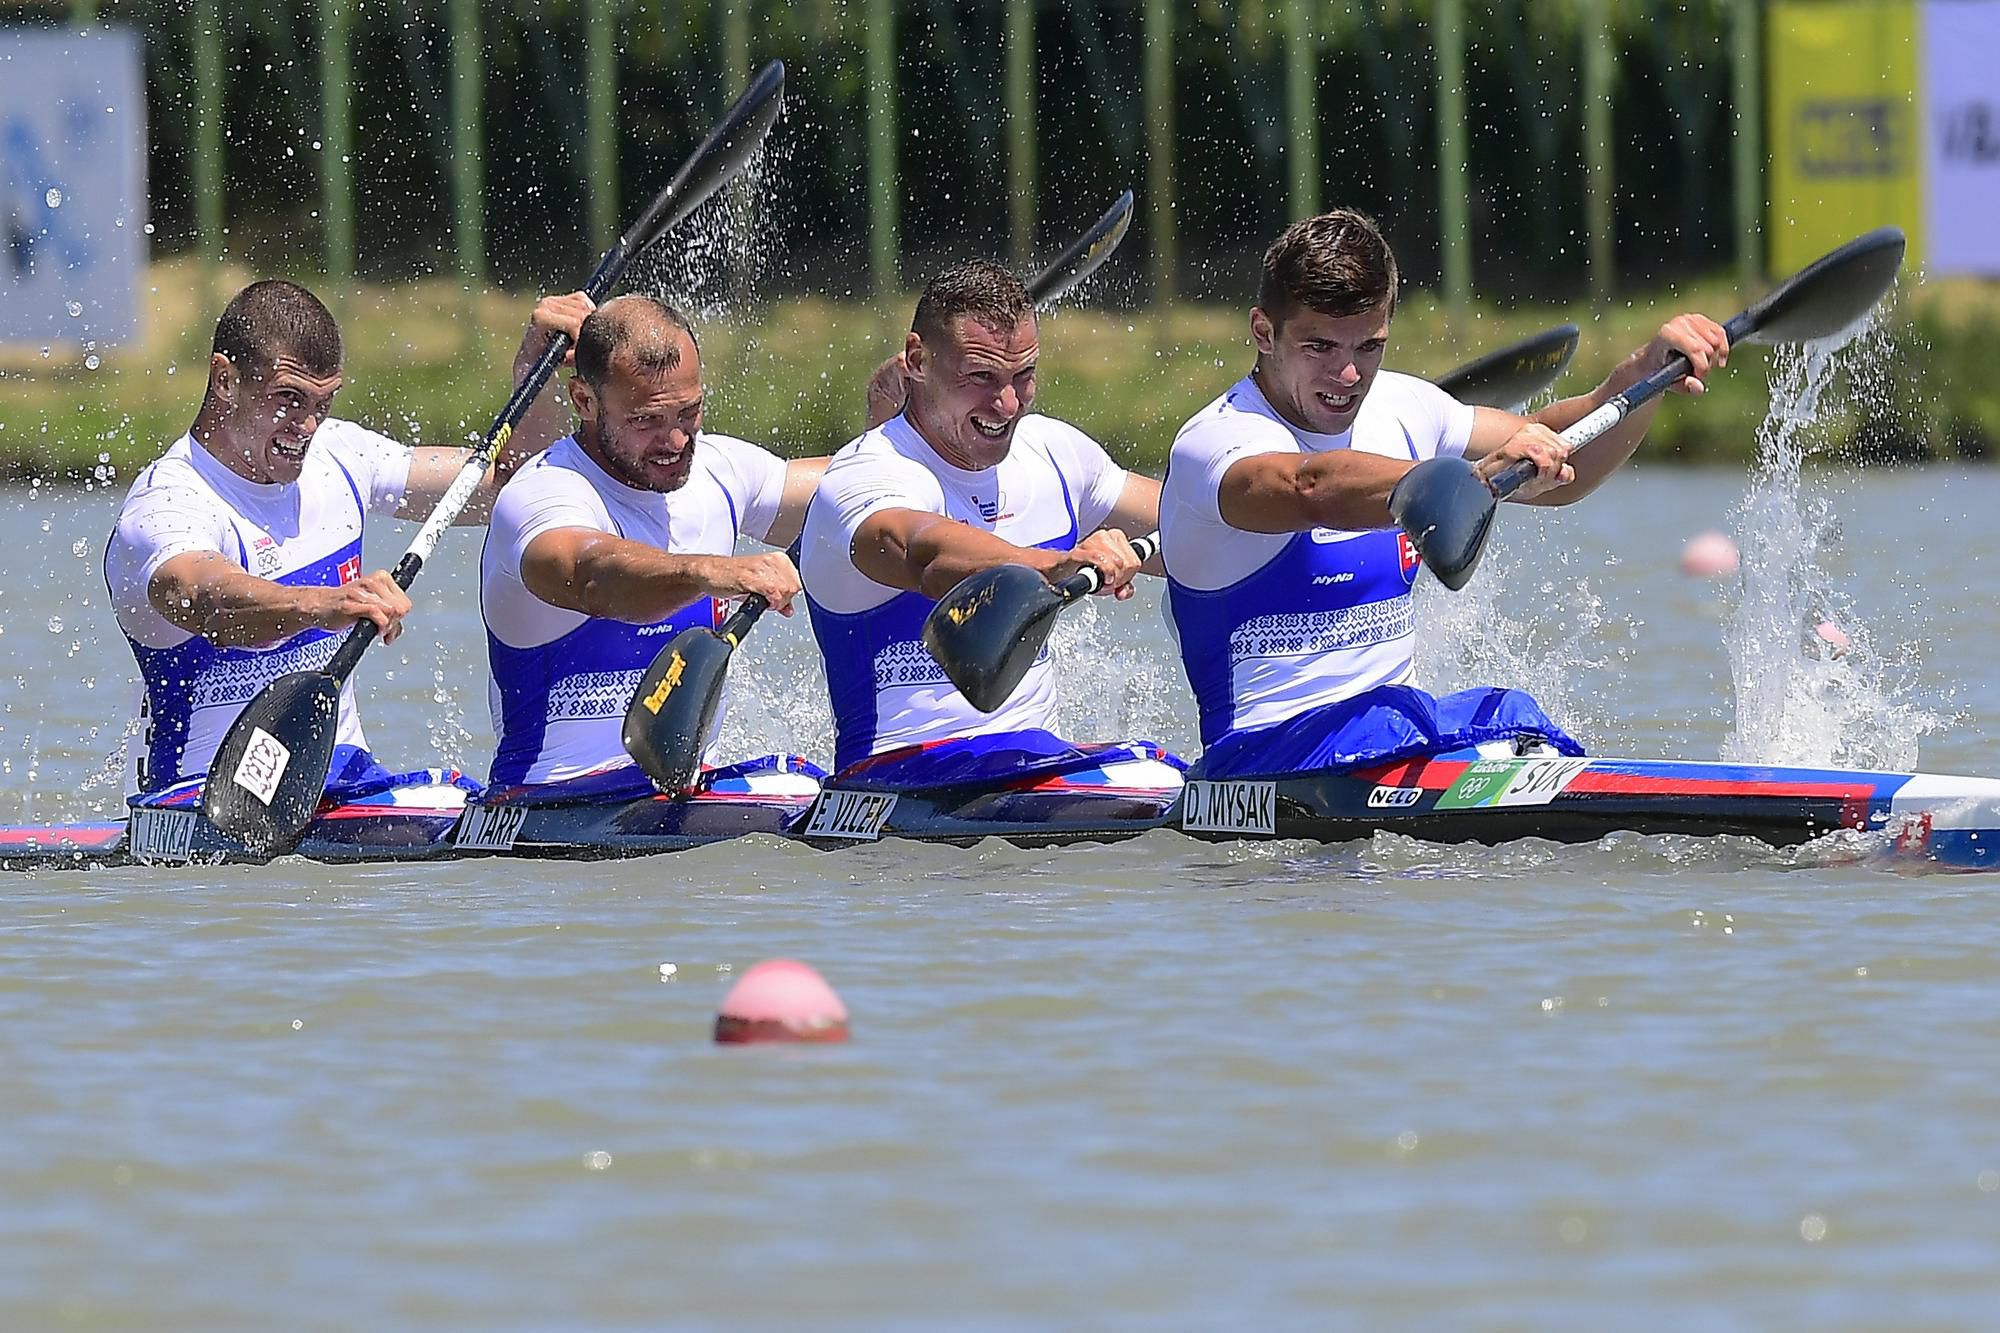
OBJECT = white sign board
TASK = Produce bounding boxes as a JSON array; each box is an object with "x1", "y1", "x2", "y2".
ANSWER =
[
  {"x1": 0, "y1": 27, "x2": 145, "y2": 345},
  {"x1": 1924, "y1": 3, "x2": 2000, "y2": 276}
]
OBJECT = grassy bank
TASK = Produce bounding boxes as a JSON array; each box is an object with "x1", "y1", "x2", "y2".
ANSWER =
[{"x1": 1, "y1": 259, "x2": 1991, "y2": 483}]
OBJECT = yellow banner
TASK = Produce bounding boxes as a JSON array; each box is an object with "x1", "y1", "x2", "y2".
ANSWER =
[{"x1": 1767, "y1": 0, "x2": 1922, "y2": 272}]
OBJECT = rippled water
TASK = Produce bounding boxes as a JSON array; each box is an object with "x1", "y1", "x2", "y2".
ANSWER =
[{"x1": 5, "y1": 464, "x2": 2000, "y2": 1328}]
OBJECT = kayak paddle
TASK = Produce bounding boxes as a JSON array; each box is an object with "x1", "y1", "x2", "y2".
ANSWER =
[
  {"x1": 1390, "y1": 226, "x2": 1906, "y2": 591},
  {"x1": 204, "y1": 61, "x2": 788, "y2": 853},
  {"x1": 619, "y1": 189, "x2": 1138, "y2": 792},
  {"x1": 922, "y1": 325, "x2": 1588, "y2": 712}
]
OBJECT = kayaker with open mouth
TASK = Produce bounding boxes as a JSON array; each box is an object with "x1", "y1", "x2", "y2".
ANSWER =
[
  {"x1": 1159, "y1": 209, "x2": 1730, "y2": 779},
  {"x1": 799, "y1": 259, "x2": 1178, "y2": 789},
  {"x1": 478, "y1": 294, "x2": 826, "y2": 798},
  {"x1": 104, "y1": 278, "x2": 586, "y2": 800}
]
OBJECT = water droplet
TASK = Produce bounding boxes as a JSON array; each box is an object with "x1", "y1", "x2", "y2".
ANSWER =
[
  {"x1": 583, "y1": 1150, "x2": 613, "y2": 1171},
  {"x1": 38, "y1": 347, "x2": 50, "y2": 359},
  {"x1": 39, "y1": 520, "x2": 51, "y2": 533},
  {"x1": 46, "y1": 616, "x2": 63, "y2": 633},
  {"x1": 84, "y1": 354, "x2": 100, "y2": 371},
  {"x1": 44, "y1": 188, "x2": 62, "y2": 208},
  {"x1": 291, "y1": 1018, "x2": 303, "y2": 1031},
  {"x1": 1800, "y1": 1213, "x2": 1828, "y2": 1242},
  {"x1": 66, "y1": 301, "x2": 82, "y2": 318},
  {"x1": 72, "y1": 539, "x2": 88, "y2": 558},
  {"x1": 143, "y1": 222, "x2": 155, "y2": 235}
]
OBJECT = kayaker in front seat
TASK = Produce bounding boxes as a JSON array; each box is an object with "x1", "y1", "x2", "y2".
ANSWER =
[
  {"x1": 798, "y1": 259, "x2": 1182, "y2": 791},
  {"x1": 1159, "y1": 209, "x2": 1730, "y2": 778},
  {"x1": 478, "y1": 294, "x2": 826, "y2": 799}
]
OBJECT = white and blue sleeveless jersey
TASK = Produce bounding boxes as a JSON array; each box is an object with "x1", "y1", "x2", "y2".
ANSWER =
[
  {"x1": 479, "y1": 432, "x2": 788, "y2": 787},
  {"x1": 103, "y1": 423, "x2": 414, "y2": 793},
  {"x1": 798, "y1": 413, "x2": 1128, "y2": 772},
  {"x1": 1159, "y1": 372, "x2": 1474, "y2": 747}
]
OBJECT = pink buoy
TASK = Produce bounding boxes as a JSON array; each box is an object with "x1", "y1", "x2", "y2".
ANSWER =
[
  {"x1": 714, "y1": 959, "x2": 850, "y2": 1044},
  {"x1": 1679, "y1": 530, "x2": 1740, "y2": 578},
  {"x1": 1814, "y1": 620, "x2": 1851, "y2": 658}
]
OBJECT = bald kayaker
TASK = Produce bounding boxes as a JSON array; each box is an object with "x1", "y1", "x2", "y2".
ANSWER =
[
  {"x1": 104, "y1": 278, "x2": 584, "y2": 798},
  {"x1": 1159, "y1": 209, "x2": 1729, "y2": 777},
  {"x1": 479, "y1": 294, "x2": 823, "y2": 792}
]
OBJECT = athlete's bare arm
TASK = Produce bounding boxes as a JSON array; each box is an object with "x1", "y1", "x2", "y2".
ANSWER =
[
  {"x1": 1463, "y1": 313, "x2": 1728, "y2": 505},
  {"x1": 148, "y1": 551, "x2": 411, "y2": 648},
  {"x1": 520, "y1": 528, "x2": 799, "y2": 623},
  {"x1": 852, "y1": 509, "x2": 1141, "y2": 601},
  {"x1": 1103, "y1": 472, "x2": 1165, "y2": 576},
  {"x1": 765, "y1": 457, "x2": 829, "y2": 549}
]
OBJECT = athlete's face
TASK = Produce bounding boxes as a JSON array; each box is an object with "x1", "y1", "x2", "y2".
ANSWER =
[
  {"x1": 1250, "y1": 302, "x2": 1391, "y2": 435},
  {"x1": 905, "y1": 313, "x2": 1038, "y2": 470},
  {"x1": 572, "y1": 332, "x2": 704, "y2": 493},
  {"x1": 210, "y1": 354, "x2": 342, "y2": 485}
]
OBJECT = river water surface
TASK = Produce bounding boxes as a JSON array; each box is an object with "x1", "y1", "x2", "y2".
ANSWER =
[{"x1": 4, "y1": 462, "x2": 1999, "y2": 1329}]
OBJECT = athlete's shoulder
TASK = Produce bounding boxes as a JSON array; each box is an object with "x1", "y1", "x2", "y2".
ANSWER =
[
  {"x1": 1172, "y1": 378, "x2": 1297, "y2": 458},
  {"x1": 1363, "y1": 368, "x2": 1458, "y2": 414},
  {"x1": 491, "y1": 438, "x2": 606, "y2": 526}
]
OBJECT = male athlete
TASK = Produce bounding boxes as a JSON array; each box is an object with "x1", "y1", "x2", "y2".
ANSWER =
[
  {"x1": 480, "y1": 294, "x2": 820, "y2": 790},
  {"x1": 105, "y1": 279, "x2": 586, "y2": 797},
  {"x1": 1160, "y1": 209, "x2": 1729, "y2": 773},
  {"x1": 799, "y1": 260, "x2": 1167, "y2": 783}
]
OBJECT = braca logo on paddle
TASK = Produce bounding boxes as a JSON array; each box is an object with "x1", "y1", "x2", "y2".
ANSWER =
[{"x1": 1180, "y1": 780, "x2": 1277, "y2": 836}]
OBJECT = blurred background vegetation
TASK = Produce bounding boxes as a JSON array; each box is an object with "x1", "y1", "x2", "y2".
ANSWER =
[{"x1": 3, "y1": 0, "x2": 1995, "y2": 474}]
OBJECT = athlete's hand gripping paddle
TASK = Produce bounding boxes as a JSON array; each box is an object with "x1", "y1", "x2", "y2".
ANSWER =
[
  {"x1": 1390, "y1": 226, "x2": 1906, "y2": 591},
  {"x1": 921, "y1": 324, "x2": 1589, "y2": 713},
  {"x1": 619, "y1": 189, "x2": 1139, "y2": 793},
  {"x1": 204, "y1": 62, "x2": 788, "y2": 853}
]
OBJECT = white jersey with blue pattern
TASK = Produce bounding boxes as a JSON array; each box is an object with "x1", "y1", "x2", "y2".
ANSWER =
[
  {"x1": 104, "y1": 421, "x2": 414, "y2": 793},
  {"x1": 479, "y1": 432, "x2": 787, "y2": 787},
  {"x1": 1159, "y1": 371, "x2": 1475, "y2": 744},
  {"x1": 798, "y1": 412, "x2": 1128, "y2": 771}
]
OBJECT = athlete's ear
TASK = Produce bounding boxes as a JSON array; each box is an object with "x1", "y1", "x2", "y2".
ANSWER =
[
  {"x1": 208, "y1": 353, "x2": 237, "y2": 406},
  {"x1": 1249, "y1": 308, "x2": 1277, "y2": 357},
  {"x1": 902, "y1": 332, "x2": 927, "y2": 383},
  {"x1": 567, "y1": 374, "x2": 597, "y2": 424}
]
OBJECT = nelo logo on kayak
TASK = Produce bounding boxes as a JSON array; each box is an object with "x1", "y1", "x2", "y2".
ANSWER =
[
  {"x1": 1367, "y1": 784, "x2": 1422, "y2": 809},
  {"x1": 1181, "y1": 780, "x2": 1276, "y2": 836},
  {"x1": 805, "y1": 790, "x2": 898, "y2": 840}
]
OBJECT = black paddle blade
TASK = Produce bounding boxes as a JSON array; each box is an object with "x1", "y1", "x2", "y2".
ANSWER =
[
  {"x1": 1433, "y1": 324, "x2": 1581, "y2": 409},
  {"x1": 620, "y1": 61, "x2": 786, "y2": 259},
  {"x1": 1026, "y1": 189, "x2": 1135, "y2": 306},
  {"x1": 1735, "y1": 226, "x2": 1904, "y2": 347},
  {"x1": 203, "y1": 670, "x2": 341, "y2": 853},
  {"x1": 922, "y1": 563, "x2": 1065, "y2": 712},
  {"x1": 622, "y1": 628, "x2": 738, "y2": 792},
  {"x1": 1388, "y1": 456, "x2": 1498, "y2": 592}
]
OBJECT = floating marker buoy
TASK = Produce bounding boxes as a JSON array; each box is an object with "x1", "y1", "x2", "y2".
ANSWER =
[
  {"x1": 1679, "y1": 530, "x2": 1740, "y2": 578},
  {"x1": 714, "y1": 959, "x2": 850, "y2": 1045}
]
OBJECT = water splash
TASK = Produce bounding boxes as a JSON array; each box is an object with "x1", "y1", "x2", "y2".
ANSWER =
[
  {"x1": 1720, "y1": 310, "x2": 1939, "y2": 769},
  {"x1": 1410, "y1": 532, "x2": 1619, "y2": 742}
]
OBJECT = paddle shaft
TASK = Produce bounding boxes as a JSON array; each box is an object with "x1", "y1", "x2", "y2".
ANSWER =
[
  {"x1": 1491, "y1": 296, "x2": 1824, "y2": 501},
  {"x1": 1051, "y1": 532, "x2": 1160, "y2": 600},
  {"x1": 320, "y1": 61, "x2": 788, "y2": 685}
]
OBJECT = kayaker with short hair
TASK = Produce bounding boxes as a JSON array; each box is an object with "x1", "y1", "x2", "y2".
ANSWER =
[
  {"x1": 479, "y1": 294, "x2": 824, "y2": 790},
  {"x1": 105, "y1": 278, "x2": 586, "y2": 797},
  {"x1": 1159, "y1": 209, "x2": 1730, "y2": 773},
  {"x1": 799, "y1": 259, "x2": 1171, "y2": 782}
]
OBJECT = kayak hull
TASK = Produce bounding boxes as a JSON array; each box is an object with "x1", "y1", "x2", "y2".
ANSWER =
[{"x1": 7, "y1": 753, "x2": 1998, "y2": 871}]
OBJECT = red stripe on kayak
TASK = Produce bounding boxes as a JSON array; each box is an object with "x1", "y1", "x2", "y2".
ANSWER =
[{"x1": 0, "y1": 825, "x2": 125, "y2": 849}]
